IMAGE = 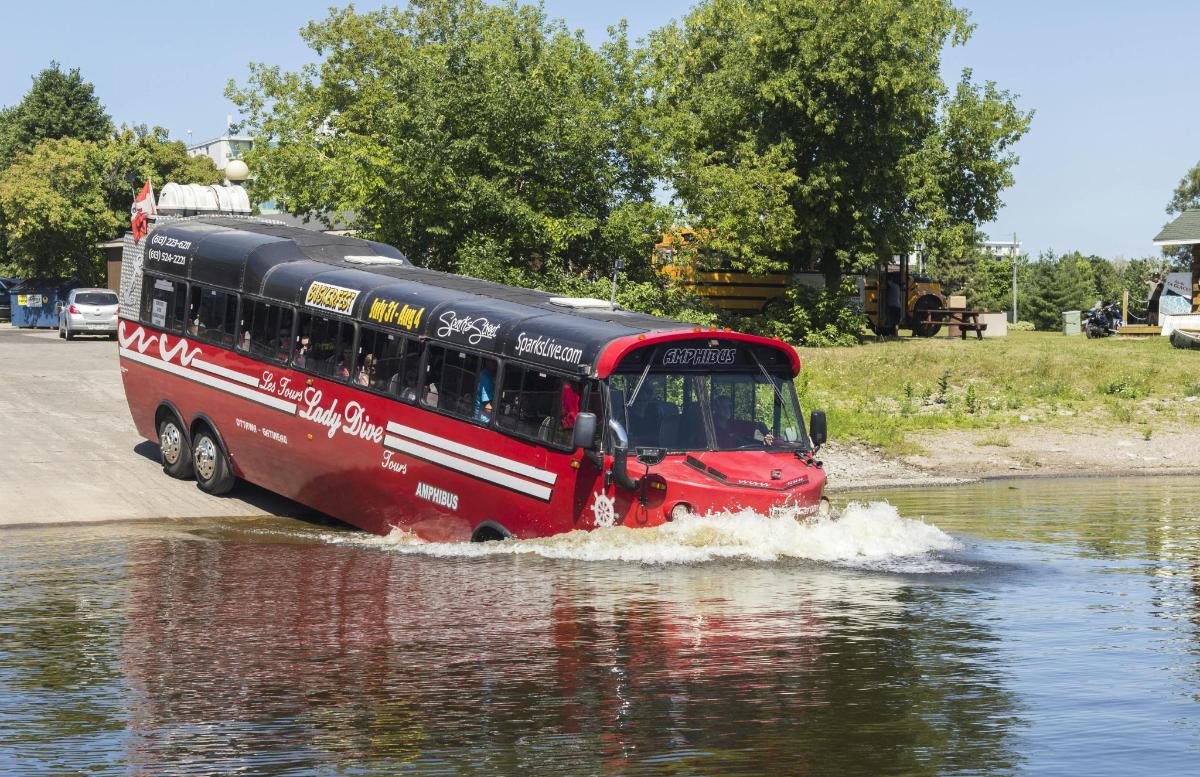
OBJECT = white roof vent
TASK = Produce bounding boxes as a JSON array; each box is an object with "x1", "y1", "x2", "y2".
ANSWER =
[
  {"x1": 549, "y1": 296, "x2": 621, "y2": 310},
  {"x1": 343, "y1": 255, "x2": 406, "y2": 266}
]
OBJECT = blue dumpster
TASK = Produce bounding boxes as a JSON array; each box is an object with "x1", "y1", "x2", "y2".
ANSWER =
[{"x1": 9, "y1": 278, "x2": 78, "y2": 328}]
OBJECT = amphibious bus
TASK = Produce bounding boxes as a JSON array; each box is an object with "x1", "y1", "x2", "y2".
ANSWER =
[{"x1": 118, "y1": 217, "x2": 828, "y2": 541}]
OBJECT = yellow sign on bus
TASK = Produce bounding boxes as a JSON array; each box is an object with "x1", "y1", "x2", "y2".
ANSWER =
[{"x1": 304, "y1": 281, "x2": 360, "y2": 315}]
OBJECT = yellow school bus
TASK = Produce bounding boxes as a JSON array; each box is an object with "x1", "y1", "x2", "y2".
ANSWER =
[{"x1": 653, "y1": 229, "x2": 791, "y2": 313}]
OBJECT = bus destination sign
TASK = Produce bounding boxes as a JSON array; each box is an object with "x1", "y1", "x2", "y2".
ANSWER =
[{"x1": 305, "y1": 281, "x2": 361, "y2": 316}]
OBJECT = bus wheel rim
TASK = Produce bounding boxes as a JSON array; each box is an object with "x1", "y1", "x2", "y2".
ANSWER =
[
  {"x1": 195, "y1": 437, "x2": 217, "y2": 480},
  {"x1": 160, "y1": 423, "x2": 181, "y2": 464}
]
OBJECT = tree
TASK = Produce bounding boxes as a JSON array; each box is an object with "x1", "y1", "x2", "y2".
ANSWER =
[
  {"x1": 227, "y1": 0, "x2": 672, "y2": 287},
  {"x1": 105, "y1": 125, "x2": 223, "y2": 216},
  {"x1": 0, "y1": 62, "x2": 112, "y2": 167},
  {"x1": 0, "y1": 138, "x2": 119, "y2": 281},
  {"x1": 649, "y1": 0, "x2": 1030, "y2": 340}
]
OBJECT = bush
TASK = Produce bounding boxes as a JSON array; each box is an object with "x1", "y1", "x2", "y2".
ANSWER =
[
  {"x1": 1011, "y1": 320, "x2": 1035, "y2": 331},
  {"x1": 730, "y1": 279, "x2": 864, "y2": 347}
]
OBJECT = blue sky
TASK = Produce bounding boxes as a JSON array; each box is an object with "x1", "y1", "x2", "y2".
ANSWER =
[{"x1": 2, "y1": 1, "x2": 1198, "y2": 260}]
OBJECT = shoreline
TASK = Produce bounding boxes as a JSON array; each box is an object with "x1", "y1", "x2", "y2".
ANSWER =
[{"x1": 820, "y1": 425, "x2": 1200, "y2": 493}]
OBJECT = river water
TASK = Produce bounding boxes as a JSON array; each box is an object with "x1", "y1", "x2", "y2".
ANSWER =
[{"x1": 2, "y1": 476, "x2": 1199, "y2": 775}]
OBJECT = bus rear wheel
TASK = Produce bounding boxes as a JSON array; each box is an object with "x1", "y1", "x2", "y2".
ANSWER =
[
  {"x1": 193, "y1": 428, "x2": 235, "y2": 495},
  {"x1": 158, "y1": 416, "x2": 193, "y2": 479}
]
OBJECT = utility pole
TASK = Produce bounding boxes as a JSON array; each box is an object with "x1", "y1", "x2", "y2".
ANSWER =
[{"x1": 1011, "y1": 231, "x2": 1018, "y2": 324}]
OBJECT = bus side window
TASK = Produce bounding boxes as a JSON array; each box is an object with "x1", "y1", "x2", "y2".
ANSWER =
[
  {"x1": 497, "y1": 366, "x2": 573, "y2": 446},
  {"x1": 140, "y1": 276, "x2": 184, "y2": 333},
  {"x1": 188, "y1": 285, "x2": 237, "y2": 348},
  {"x1": 295, "y1": 313, "x2": 353, "y2": 381},
  {"x1": 421, "y1": 345, "x2": 496, "y2": 423},
  {"x1": 356, "y1": 326, "x2": 406, "y2": 392},
  {"x1": 245, "y1": 300, "x2": 293, "y2": 363}
]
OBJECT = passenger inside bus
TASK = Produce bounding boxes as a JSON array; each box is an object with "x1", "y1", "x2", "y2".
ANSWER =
[
  {"x1": 712, "y1": 394, "x2": 775, "y2": 448},
  {"x1": 356, "y1": 354, "x2": 376, "y2": 386},
  {"x1": 476, "y1": 366, "x2": 495, "y2": 422}
]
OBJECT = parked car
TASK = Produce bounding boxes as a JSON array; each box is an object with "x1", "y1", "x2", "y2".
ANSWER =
[
  {"x1": 0, "y1": 277, "x2": 22, "y2": 323},
  {"x1": 58, "y1": 287, "x2": 120, "y2": 340}
]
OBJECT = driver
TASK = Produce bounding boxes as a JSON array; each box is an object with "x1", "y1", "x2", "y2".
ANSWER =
[{"x1": 712, "y1": 395, "x2": 775, "y2": 448}]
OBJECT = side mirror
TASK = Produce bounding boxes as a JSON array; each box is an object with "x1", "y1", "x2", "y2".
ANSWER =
[
  {"x1": 572, "y1": 412, "x2": 597, "y2": 451},
  {"x1": 809, "y1": 409, "x2": 827, "y2": 448}
]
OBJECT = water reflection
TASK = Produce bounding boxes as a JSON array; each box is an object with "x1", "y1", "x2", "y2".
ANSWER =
[
  {"x1": 101, "y1": 527, "x2": 1020, "y2": 775},
  {"x1": 21, "y1": 479, "x2": 1200, "y2": 774}
]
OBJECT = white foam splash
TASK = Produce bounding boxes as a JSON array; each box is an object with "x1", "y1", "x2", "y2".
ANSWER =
[{"x1": 327, "y1": 501, "x2": 962, "y2": 569}]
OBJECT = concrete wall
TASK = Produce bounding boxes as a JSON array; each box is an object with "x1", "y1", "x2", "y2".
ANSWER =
[{"x1": 979, "y1": 311, "x2": 1008, "y2": 337}]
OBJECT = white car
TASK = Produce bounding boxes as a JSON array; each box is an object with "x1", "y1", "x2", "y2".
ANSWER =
[{"x1": 58, "y1": 287, "x2": 119, "y2": 340}]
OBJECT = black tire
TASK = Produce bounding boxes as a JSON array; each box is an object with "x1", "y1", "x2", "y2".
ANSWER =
[
  {"x1": 158, "y1": 416, "x2": 194, "y2": 479},
  {"x1": 911, "y1": 294, "x2": 943, "y2": 337},
  {"x1": 64, "y1": 325, "x2": 74, "y2": 341},
  {"x1": 193, "y1": 428, "x2": 235, "y2": 495}
]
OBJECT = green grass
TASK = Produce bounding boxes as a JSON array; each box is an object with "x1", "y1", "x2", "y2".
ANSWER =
[{"x1": 793, "y1": 331, "x2": 1200, "y2": 453}]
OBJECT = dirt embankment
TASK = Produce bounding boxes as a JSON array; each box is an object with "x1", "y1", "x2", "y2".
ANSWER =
[{"x1": 822, "y1": 425, "x2": 1200, "y2": 492}]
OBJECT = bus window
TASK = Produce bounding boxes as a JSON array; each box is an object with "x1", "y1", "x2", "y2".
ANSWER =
[
  {"x1": 356, "y1": 326, "x2": 410, "y2": 394},
  {"x1": 421, "y1": 345, "x2": 497, "y2": 423},
  {"x1": 295, "y1": 313, "x2": 353, "y2": 381},
  {"x1": 242, "y1": 299, "x2": 294, "y2": 363},
  {"x1": 187, "y1": 286, "x2": 238, "y2": 347},
  {"x1": 497, "y1": 366, "x2": 577, "y2": 446},
  {"x1": 140, "y1": 276, "x2": 186, "y2": 333}
]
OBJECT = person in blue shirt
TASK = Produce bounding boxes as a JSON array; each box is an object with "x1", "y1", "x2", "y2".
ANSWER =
[{"x1": 476, "y1": 365, "x2": 495, "y2": 421}]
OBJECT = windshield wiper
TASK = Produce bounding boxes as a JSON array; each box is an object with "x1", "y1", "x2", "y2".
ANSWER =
[{"x1": 624, "y1": 346, "x2": 659, "y2": 409}]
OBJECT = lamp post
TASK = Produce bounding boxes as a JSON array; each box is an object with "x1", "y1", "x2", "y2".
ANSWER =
[{"x1": 1011, "y1": 232, "x2": 1018, "y2": 324}]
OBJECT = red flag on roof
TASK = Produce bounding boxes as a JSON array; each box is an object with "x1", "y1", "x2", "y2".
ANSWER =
[{"x1": 131, "y1": 179, "x2": 156, "y2": 244}]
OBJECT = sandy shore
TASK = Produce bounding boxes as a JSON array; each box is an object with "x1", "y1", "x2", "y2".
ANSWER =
[{"x1": 822, "y1": 425, "x2": 1200, "y2": 492}]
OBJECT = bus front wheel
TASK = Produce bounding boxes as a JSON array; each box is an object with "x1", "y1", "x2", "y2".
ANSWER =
[
  {"x1": 193, "y1": 428, "x2": 235, "y2": 495},
  {"x1": 158, "y1": 415, "x2": 194, "y2": 479}
]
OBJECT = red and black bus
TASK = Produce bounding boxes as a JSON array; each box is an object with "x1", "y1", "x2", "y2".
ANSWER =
[{"x1": 119, "y1": 217, "x2": 828, "y2": 541}]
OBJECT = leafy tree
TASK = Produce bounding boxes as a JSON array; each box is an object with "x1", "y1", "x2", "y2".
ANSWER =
[
  {"x1": 228, "y1": 0, "x2": 672, "y2": 289},
  {"x1": 0, "y1": 138, "x2": 119, "y2": 281},
  {"x1": 105, "y1": 125, "x2": 223, "y2": 216},
  {"x1": 650, "y1": 1, "x2": 1030, "y2": 283},
  {"x1": 648, "y1": 0, "x2": 1030, "y2": 342},
  {"x1": 963, "y1": 247, "x2": 1019, "y2": 313},
  {"x1": 0, "y1": 62, "x2": 112, "y2": 167}
]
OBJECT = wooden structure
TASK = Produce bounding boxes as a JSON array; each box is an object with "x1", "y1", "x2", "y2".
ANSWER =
[{"x1": 917, "y1": 308, "x2": 987, "y2": 340}]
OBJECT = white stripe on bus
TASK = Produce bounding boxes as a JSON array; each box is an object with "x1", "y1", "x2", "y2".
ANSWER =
[
  {"x1": 192, "y1": 358, "x2": 261, "y2": 387},
  {"x1": 383, "y1": 434, "x2": 553, "y2": 501},
  {"x1": 385, "y1": 421, "x2": 557, "y2": 485},
  {"x1": 120, "y1": 348, "x2": 298, "y2": 415}
]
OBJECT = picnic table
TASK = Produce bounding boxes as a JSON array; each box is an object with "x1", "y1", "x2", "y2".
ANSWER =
[{"x1": 918, "y1": 308, "x2": 987, "y2": 340}]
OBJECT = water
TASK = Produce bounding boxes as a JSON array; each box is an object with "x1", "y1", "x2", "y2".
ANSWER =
[{"x1": 2, "y1": 477, "x2": 1199, "y2": 775}]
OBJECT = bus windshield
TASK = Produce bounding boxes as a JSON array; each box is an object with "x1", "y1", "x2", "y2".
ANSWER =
[{"x1": 609, "y1": 369, "x2": 809, "y2": 452}]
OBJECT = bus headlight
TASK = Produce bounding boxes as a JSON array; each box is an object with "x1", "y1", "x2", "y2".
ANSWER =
[{"x1": 670, "y1": 503, "x2": 691, "y2": 522}]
